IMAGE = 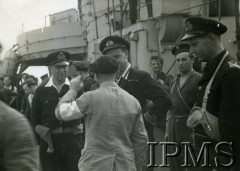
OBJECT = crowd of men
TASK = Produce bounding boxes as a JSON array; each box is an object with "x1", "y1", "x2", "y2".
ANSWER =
[{"x1": 0, "y1": 16, "x2": 240, "y2": 171}]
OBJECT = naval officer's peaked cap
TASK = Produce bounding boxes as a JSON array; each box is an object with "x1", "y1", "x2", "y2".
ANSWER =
[
  {"x1": 46, "y1": 51, "x2": 71, "y2": 65},
  {"x1": 99, "y1": 35, "x2": 130, "y2": 54},
  {"x1": 181, "y1": 16, "x2": 227, "y2": 41}
]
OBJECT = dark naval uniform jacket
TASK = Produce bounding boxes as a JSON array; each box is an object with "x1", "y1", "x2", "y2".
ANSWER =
[
  {"x1": 118, "y1": 67, "x2": 172, "y2": 125},
  {"x1": 32, "y1": 78, "x2": 83, "y2": 171},
  {"x1": 32, "y1": 79, "x2": 80, "y2": 133},
  {"x1": 195, "y1": 50, "x2": 240, "y2": 166}
]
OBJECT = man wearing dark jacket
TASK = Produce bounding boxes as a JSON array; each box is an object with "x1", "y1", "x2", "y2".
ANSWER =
[
  {"x1": 182, "y1": 16, "x2": 240, "y2": 170},
  {"x1": 165, "y1": 43, "x2": 201, "y2": 171},
  {"x1": 99, "y1": 35, "x2": 172, "y2": 171},
  {"x1": 32, "y1": 51, "x2": 83, "y2": 171}
]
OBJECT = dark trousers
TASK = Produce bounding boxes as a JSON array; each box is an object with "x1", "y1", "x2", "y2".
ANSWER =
[
  {"x1": 40, "y1": 133, "x2": 84, "y2": 171},
  {"x1": 144, "y1": 120, "x2": 155, "y2": 171},
  {"x1": 191, "y1": 134, "x2": 234, "y2": 171},
  {"x1": 165, "y1": 117, "x2": 193, "y2": 171}
]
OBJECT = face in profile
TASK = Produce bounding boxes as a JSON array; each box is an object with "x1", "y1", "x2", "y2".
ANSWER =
[
  {"x1": 104, "y1": 48, "x2": 128, "y2": 76},
  {"x1": 187, "y1": 36, "x2": 212, "y2": 62},
  {"x1": 23, "y1": 84, "x2": 35, "y2": 95}
]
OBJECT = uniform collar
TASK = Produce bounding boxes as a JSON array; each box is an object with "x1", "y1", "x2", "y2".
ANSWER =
[
  {"x1": 202, "y1": 50, "x2": 227, "y2": 77},
  {"x1": 174, "y1": 69, "x2": 196, "y2": 89},
  {"x1": 100, "y1": 81, "x2": 118, "y2": 87},
  {"x1": 45, "y1": 77, "x2": 70, "y2": 87},
  {"x1": 120, "y1": 63, "x2": 131, "y2": 79},
  {"x1": 204, "y1": 50, "x2": 226, "y2": 70}
]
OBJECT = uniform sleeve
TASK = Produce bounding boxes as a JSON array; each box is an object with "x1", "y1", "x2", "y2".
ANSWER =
[
  {"x1": 219, "y1": 68, "x2": 240, "y2": 144},
  {"x1": 31, "y1": 87, "x2": 42, "y2": 142},
  {"x1": 4, "y1": 115, "x2": 39, "y2": 171},
  {"x1": 130, "y1": 103, "x2": 148, "y2": 168},
  {"x1": 142, "y1": 73, "x2": 172, "y2": 121}
]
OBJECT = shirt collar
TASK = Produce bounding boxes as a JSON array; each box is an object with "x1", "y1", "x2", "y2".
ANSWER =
[
  {"x1": 4, "y1": 85, "x2": 12, "y2": 89},
  {"x1": 45, "y1": 77, "x2": 70, "y2": 87},
  {"x1": 120, "y1": 63, "x2": 131, "y2": 79},
  {"x1": 100, "y1": 81, "x2": 118, "y2": 87}
]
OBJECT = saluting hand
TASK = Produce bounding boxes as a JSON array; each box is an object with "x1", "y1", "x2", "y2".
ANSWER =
[{"x1": 70, "y1": 75, "x2": 84, "y2": 92}]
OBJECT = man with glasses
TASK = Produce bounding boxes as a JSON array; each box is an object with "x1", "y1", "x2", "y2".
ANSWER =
[{"x1": 32, "y1": 51, "x2": 83, "y2": 171}]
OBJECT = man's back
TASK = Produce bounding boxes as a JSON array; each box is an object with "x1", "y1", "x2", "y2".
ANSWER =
[
  {"x1": 0, "y1": 100, "x2": 38, "y2": 171},
  {"x1": 77, "y1": 81, "x2": 148, "y2": 171}
]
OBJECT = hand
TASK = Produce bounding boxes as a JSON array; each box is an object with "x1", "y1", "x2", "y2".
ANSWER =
[
  {"x1": 70, "y1": 75, "x2": 84, "y2": 92},
  {"x1": 157, "y1": 79, "x2": 164, "y2": 86}
]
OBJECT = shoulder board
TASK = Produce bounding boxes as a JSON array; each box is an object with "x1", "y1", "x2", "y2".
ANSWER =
[{"x1": 228, "y1": 61, "x2": 240, "y2": 69}]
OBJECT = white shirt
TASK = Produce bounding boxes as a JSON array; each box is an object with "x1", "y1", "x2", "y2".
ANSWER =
[
  {"x1": 28, "y1": 94, "x2": 34, "y2": 108},
  {"x1": 117, "y1": 63, "x2": 131, "y2": 83},
  {"x1": 45, "y1": 77, "x2": 70, "y2": 93}
]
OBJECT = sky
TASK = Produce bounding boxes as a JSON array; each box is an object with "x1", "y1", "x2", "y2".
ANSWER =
[{"x1": 0, "y1": 0, "x2": 78, "y2": 79}]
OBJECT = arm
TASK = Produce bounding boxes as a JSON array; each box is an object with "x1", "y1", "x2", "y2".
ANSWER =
[
  {"x1": 131, "y1": 103, "x2": 149, "y2": 169},
  {"x1": 55, "y1": 90, "x2": 84, "y2": 121},
  {"x1": 55, "y1": 76, "x2": 89, "y2": 121},
  {"x1": 142, "y1": 73, "x2": 172, "y2": 121}
]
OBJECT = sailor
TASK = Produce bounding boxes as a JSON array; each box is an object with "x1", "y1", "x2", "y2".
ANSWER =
[
  {"x1": 32, "y1": 51, "x2": 84, "y2": 171},
  {"x1": 165, "y1": 43, "x2": 201, "y2": 171},
  {"x1": 182, "y1": 16, "x2": 240, "y2": 170}
]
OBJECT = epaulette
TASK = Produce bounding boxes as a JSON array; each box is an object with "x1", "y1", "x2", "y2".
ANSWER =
[{"x1": 228, "y1": 61, "x2": 240, "y2": 69}]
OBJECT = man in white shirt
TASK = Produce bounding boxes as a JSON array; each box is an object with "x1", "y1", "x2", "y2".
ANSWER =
[
  {"x1": 56, "y1": 55, "x2": 148, "y2": 171},
  {"x1": 32, "y1": 51, "x2": 83, "y2": 171}
]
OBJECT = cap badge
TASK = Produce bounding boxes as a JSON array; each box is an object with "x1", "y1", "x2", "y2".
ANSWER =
[
  {"x1": 106, "y1": 40, "x2": 114, "y2": 47},
  {"x1": 185, "y1": 21, "x2": 193, "y2": 32},
  {"x1": 57, "y1": 52, "x2": 66, "y2": 60}
]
